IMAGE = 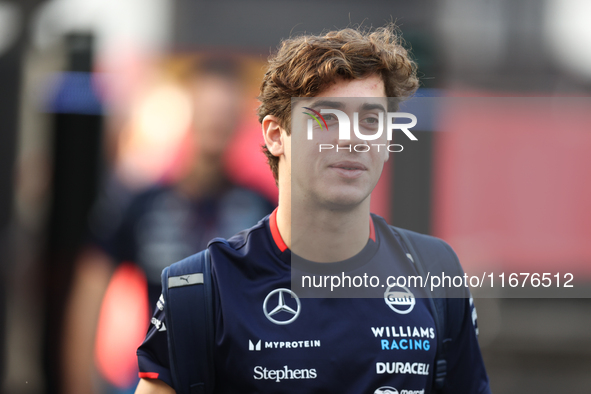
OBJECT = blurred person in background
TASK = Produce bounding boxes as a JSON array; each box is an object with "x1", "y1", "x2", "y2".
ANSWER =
[{"x1": 62, "y1": 56, "x2": 274, "y2": 394}]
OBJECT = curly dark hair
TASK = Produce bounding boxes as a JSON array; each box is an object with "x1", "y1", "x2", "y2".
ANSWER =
[{"x1": 257, "y1": 24, "x2": 420, "y2": 182}]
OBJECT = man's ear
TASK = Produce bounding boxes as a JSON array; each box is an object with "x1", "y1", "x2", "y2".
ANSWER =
[{"x1": 262, "y1": 115, "x2": 285, "y2": 157}]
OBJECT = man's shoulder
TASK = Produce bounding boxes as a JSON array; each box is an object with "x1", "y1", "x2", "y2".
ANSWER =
[
  {"x1": 164, "y1": 213, "x2": 274, "y2": 278},
  {"x1": 372, "y1": 214, "x2": 463, "y2": 281},
  {"x1": 372, "y1": 213, "x2": 457, "y2": 254},
  {"x1": 394, "y1": 226, "x2": 456, "y2": 254},
  {"x1": 208, "y1": 213, "x2": 271, "y2": 251}
]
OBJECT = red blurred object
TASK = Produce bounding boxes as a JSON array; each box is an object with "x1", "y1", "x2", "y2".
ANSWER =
[
  {"x1": 224, "y1": 113, "x2": 278, "y2": 204},
  {"x1": 95, "y1": 262, "x2": 150, "y2": 388},
  {"x1": 434, "y1": 95, "x2": 591, "y2": 277}
]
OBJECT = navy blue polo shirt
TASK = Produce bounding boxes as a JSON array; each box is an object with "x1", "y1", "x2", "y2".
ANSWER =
[{"x1": 137, "y1": 210, "x2": 490, "y2": 393}]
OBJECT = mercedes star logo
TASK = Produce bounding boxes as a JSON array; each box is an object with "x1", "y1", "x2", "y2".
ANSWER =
[{"x1": 263, "y1": 288, "x2": 301, "y2": 325}]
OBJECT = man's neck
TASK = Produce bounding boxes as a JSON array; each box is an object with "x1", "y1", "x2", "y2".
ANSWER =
[{"x1": 276, "y1": 193, "x2": 371, "y2": 263}]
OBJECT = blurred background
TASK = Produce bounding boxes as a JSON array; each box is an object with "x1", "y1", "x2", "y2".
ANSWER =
[{"x1": 1, "y1": 0, "x2": 590, "y2": 393}]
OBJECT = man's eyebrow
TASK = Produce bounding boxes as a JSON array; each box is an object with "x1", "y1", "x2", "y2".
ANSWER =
[
  {"x1": 360, "y1": 103, "x2": 386, "y2": 112},
  {"x1": 308, "y1": 99, "x2": 345, "y2": 109}
]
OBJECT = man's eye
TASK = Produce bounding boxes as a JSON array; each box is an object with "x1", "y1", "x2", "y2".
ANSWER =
[
  {"x1": 323, "y1": 114, "x2": 336, "y2": 121},
  {"x1": 363, "y1": 117, "x2": 379, "y2": 124}
]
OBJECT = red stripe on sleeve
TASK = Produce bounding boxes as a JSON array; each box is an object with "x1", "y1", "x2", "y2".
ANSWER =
[{"x1": 139, "y1": 372, "x2": 159, "y2": 379}]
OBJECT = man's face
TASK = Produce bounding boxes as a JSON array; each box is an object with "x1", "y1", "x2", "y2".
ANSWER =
[{"x1": 289, "y1": 74, "x2": 389, "y2": 210}]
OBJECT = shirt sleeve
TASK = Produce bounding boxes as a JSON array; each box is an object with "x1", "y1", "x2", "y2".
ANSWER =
[
  {"x1": 442, "y1": 295, "x2": 492, "y2": 394},
  {"x1": 136, "y1": 294, "x2": 173, "y2": 388}
]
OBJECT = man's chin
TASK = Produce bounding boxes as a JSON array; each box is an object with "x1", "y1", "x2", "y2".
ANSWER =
[{"x1": 316, "y1": 193, "x2": 370, "y2": 212}]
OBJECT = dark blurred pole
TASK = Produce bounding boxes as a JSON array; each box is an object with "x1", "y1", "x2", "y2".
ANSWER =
[
  {"x1": 0, "y1": 1, "x2": 43, "y2": 392},
  {"x1": 41, "y1": 33, "x2": 103, "y2": 394},
  {"x1": 0, "y1": 25, "x2": 21, "y2": 394}
]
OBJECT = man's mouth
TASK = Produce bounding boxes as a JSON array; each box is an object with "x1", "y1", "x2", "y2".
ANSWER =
[
  {"x1": 330, "y1": 161, "x2": 367, "y2": 171},
  {"x1": 329, "y1": 161, "x2": 367, "y2": 178}
]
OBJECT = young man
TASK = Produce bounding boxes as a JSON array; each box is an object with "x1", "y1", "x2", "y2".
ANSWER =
[{"x1": 135, "y1": 26, "x2": 491, "y2": 394}]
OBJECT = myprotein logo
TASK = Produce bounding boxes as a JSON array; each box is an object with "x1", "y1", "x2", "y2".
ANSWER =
[
  {"x1": 249, "y1": 339, "x2": 321, "y2": 351},
  {"x1": 249, "y1": 340, "x2": 261, "y2": 351},
  {"x1": 253, "y1": 365, "x2": 317, "y2": 382},
  {"x1": 303, "y1": 107, "x2": 417, "y2": 152}
]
